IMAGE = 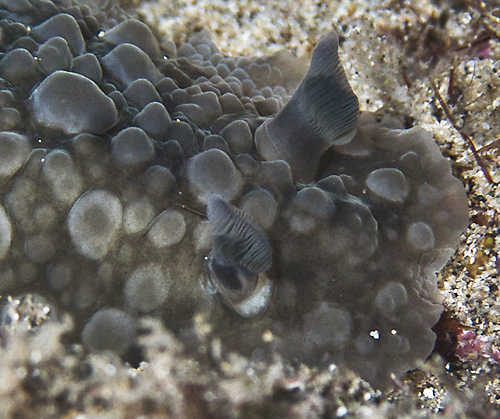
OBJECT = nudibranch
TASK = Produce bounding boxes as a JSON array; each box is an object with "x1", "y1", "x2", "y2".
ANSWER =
[{"x1": 0, "y1": 0, "x2": 468, "y2": 388}]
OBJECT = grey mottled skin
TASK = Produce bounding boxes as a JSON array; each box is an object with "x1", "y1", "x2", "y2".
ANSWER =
[{"x1": 0, "y1": 0, "x2": 468, "y2": 387}]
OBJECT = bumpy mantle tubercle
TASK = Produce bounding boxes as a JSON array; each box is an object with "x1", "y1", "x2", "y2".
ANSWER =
[{"x1": 0, "y1": 1, "x2": 469, "y2": 389}]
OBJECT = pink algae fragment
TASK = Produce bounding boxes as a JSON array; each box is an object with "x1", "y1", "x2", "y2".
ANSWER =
[{"x1": 456, "y1": 329, "x2": 500, "y2": 365}]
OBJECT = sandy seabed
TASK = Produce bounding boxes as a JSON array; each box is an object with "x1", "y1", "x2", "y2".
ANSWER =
[{"x1": 1, "y1": 0, "x2": 499, "y2": 417}]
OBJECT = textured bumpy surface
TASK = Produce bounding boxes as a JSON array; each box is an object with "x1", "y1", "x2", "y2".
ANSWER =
[{"x1": 0, "y1": 0, "x2": 469, "y2": 388}]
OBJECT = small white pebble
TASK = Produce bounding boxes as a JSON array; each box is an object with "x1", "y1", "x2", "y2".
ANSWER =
[
  {"x1": 15, "y1": 367, "x2": 27, "y2": 379},
  {"x1": 104, "y1": 364, "x2": 117, "y2": 376},
  {"x1": 336, "y1": 406, "x2": 348, "y2": 417},
  {"x1": 422, "y1": 387, "x2": 435, "y2": 399},
  {"x1": 29, "y1": 350, "x2": 42, "y2": 364}
]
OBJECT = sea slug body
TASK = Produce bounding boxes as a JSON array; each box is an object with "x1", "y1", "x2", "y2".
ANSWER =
[{"x1": 0, "y1": 0, "x2": 469, "y2": 388}]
